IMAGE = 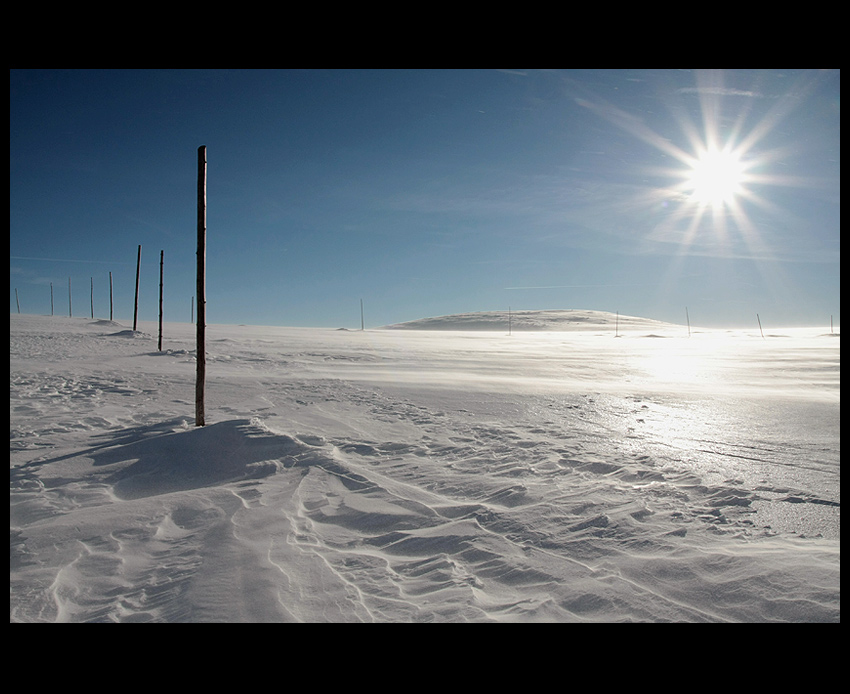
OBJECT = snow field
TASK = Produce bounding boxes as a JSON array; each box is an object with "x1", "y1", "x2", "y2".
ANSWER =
[{"x1": 10, "y1": 312, "x2": 840, "y2": 622}]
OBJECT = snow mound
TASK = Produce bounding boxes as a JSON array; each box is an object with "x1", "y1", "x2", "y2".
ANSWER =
[
  {"x1": 381, "y1": 309, "x2": 682, "y2": 332},
  {"x1": 108, "y1": 329, "x2": 154, "y2": 339}
]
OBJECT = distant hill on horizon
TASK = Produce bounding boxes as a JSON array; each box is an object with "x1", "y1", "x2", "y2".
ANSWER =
[{"x1": 380, "y1": 309, "x2": 684, "y2": 332}]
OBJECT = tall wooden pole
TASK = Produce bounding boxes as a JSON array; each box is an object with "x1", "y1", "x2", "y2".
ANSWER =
[
  {"x1": 195, "y1": 146, "x2": 207, "y2": 427},
  {"x1": 158, "y1": 250, "x2": 164, "y2": 351},
  {"x1": 50, "y1": 282, "x2": 54, "y2": 316},
  {"x1": 15, "y1": 289, "x2": 20, "y2": 313},
  {"x1": 90, "y1": 277, "x2": 94, "y2": 318},
  {"x1": 109, "y1": 272, "x2": 113, "y2": 321},
  {"x1": 133, "y1": 245, "x2": 141, "y2": 331}
]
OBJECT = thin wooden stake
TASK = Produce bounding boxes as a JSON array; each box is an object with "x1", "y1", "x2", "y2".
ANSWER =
[
  {"x1": 195, "y1": 146, "x2": 207, "y2": 427},
  {"x1": 158, "y1": 250, "x2": 164, "y2": 351},
  {"x1": 109, "y1": 272, "x2": 113, "y2": 321},
  {"x1": 757, "y1": 314, "x2": 765, "y2": 339},
  {"x1": 90, "y1": 277, "x2": 94, "y2": 319},
  {"x1": 686, "y1": 307, "x2": 691, "y2": 337},
  {"x1": 133, "y1": 245, "x2": 141, "y2": 331},
  {"x1": 15, "y1": 288, "x2": 20, "y2": 313},
  {"x1": 50, "y1": 282, "x2": 54, "y2": 316}
]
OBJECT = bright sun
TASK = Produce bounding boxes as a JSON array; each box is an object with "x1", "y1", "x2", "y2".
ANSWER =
[
  {"x1": 575, "y1": 69, "x2": 824, "y2": 256},
  {"x1": 686, "y1": 146, "x2": 745, "y2": 207}
]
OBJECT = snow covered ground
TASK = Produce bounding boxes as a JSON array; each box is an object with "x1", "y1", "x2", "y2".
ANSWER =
[{"x1": 10, "y1": 310, "x2": 840, "y2": 622}]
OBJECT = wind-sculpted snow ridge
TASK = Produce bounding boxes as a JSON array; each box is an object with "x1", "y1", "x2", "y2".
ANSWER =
[
  {"x1": 381, "y1": 309, "x2": 683, "y2": 332},
  {"x1": 10, "y1": 314, "x2": 840, "y2": 622}
]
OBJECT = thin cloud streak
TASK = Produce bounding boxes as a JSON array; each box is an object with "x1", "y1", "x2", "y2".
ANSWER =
[
  {"x1": 505, "y1": 283, "x2": 658, "y2": 290},
  {"x1": 10, "y1": 256, "x2": 131, "y2": 265},
  {"x1": 677, "y1": 87, "x2": 764, "y2": 98}
]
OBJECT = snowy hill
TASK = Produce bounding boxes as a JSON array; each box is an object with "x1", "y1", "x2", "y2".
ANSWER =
[{"x1": 381, "y1": 308, "x2": 683, "y2": 332}]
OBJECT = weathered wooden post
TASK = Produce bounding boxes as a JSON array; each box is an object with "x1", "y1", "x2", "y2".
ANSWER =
[
  {"x1": 133, "y1": 245, "x2": 141, "y2": 331},
  {"x1": 158, "y1": 250, "x2": 164, "y2": 351},
  {"x1": 50, "y1": 282, "x2": 54, "y2": 316},
  {"x1": 15, "y1": 288, "x2": 20, "y2": 313},
  {"x1": 109, "y1": 272, "x2": 113, "y2": 321},
  {"x1": 195, "y1": 145, "x2": 207, "y2": 427},
  {"x1": 90, "y1": 277, "x2": 94, "y2": 318}
]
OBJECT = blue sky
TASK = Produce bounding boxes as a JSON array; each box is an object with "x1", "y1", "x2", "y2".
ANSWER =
[{"x1": 10, "y1": 69, "x2": 840, "y2": 328}]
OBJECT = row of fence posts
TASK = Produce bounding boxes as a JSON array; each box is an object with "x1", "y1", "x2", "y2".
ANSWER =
[
  {"x1": 14, "y1": 246, "x2": 164, "y2": 335},
  {"x1": 10, "y1": 147, "x2": 206, "y2": 430}
]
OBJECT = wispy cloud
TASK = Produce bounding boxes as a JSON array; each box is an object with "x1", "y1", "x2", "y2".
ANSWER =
[
  {"x1": 10, "y1": 256, "x2": 130, "y2": 264},
  {"x1": 677, "y1": 87, "x2": 764, "y2": 98},
  {"x1": 506, "y1": 283, "x2": 657, "y2": 290}
]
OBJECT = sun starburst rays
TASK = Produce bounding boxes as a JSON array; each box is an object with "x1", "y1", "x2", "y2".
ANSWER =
[
  {"x1": 572, "y1": 74, "x2": 782, "y2": 260},
  {"x1": 633, "y1": 89, "x2": 785, "y2": 261},
  {"x1": 576, "y1": 69, "x2": 830, "y2": 266}
]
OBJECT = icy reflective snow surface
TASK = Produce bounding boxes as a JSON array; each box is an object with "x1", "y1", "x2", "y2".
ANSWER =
[{"x1": 10, "y1": 313, "x2": 839, "y2": 622}]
